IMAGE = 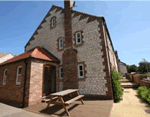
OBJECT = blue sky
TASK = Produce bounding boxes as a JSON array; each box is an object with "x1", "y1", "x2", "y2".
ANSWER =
[{"x1": 0, "y1": 1, "x2": 150, "y2": 66}]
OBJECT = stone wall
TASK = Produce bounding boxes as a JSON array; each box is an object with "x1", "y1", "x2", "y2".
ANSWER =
[{"x1": 72, "y1": 15, "x2": 108, "y2": 96}]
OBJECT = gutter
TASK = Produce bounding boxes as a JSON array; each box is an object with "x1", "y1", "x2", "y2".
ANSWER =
[
  {"x1": 103, "y1": 21, "x2": 115, "y2": 101},
  {"x1": 21, "y1": 59, "x2": 28, "y2": 108}
]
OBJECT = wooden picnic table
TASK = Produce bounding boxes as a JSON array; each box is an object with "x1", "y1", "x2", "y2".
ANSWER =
[{"x1": 46, "y1": 89, "x2": 84, "y2": 116}]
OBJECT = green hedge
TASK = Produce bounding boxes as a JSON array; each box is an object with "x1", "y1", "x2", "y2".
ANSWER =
[
  {"x1": 137, "y1": 86, "x2": 150, "y2": 104},
  {"x1": 112, "y1": 69, "x2": 123, "y2": 102}
]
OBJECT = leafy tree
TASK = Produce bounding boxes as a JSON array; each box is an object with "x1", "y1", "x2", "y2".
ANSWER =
[
  {"x1": 127, "y1": 64, "x2": 138, "y2": 73},
  {"x1": 138, "y1": 61, "x2": 150, "y2": 74}
]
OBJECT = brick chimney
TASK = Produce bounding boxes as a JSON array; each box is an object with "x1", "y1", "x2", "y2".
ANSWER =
[
  {"x1": 63, "y1": 0, "x2": 78, "y2": 90},
  {"x1": 64, "y1": 0, "x2": 73, "y2": 47}
]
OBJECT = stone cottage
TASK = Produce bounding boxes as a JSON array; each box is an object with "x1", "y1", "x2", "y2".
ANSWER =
[{"x1": 0, "y1": 0, "x2": 119, "y2": 107}]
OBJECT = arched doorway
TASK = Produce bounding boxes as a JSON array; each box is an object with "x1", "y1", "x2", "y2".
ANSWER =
[{"x1": 43, "y1": 65, "x2": 56, "y2": 96}]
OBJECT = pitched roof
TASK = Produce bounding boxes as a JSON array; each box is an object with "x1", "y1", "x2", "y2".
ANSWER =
[
  {"x1": 24, "y1": 5, "x2": 115, "y2": 53},
  {"x1": 0, "y1": 47, "x2": 60, "y2": 66},
  {"x1": 0, "y1": 52, "x2": 6, "y2": 58}
]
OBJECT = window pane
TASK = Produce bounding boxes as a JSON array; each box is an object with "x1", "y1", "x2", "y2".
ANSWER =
[
  {"x1": 80, "y1": 71, "x2": 83, "y2": 76},
  {"x1": 18, "y1": 75, "x2": 21, "y2": 83},
  {"x1": 18, "y1": 68, "x2": 22, "y2": 74},
  {"x1": 5, "y1": 70, "x2": 7, "y2": 76},
  {"x1": 61, "y1": 73, "x2": 63, "y2": 78},
  {"x1": 79, "y1": 65, "x2": 83, "y2": 70},
  {"x1": 77, "y1": 33, "x2": 80, "y2": 37},
  {"x1": 78, "y1": 38, "x2": 81, "y2": 43}
]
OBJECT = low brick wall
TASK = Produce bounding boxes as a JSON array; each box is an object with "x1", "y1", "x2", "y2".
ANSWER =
[
  {"x1": 127, "y1": 73, "x2": 150, "y2": 88},
  {"x1": 139, "y1": 79, "x2": 150, "y2": 88}
]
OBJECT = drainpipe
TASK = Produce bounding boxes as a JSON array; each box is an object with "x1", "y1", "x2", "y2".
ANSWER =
[
  {"x1": 103, "y1": 21, "x2": 115, "y2": 101},
  {"x1": 21, "y1": 59, "x2": 28, "y2": 108}
]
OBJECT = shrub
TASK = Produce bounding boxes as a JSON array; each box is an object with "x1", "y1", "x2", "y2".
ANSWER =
[
  {"x1": 147, "y1": 73, "x2": 150, "y2": 77},
  {"x1": 112, "y1": 69, "x2": 123, "y2": 102},
  {"x1": 137, "y1": 86, "x2": 148, "y2": 95},
  {"x1": 126, "y1": 75, "x2": 130, "y2": 80},
  {"x1": 137, "y1": 86, "x2": 150, "y2": 104}
]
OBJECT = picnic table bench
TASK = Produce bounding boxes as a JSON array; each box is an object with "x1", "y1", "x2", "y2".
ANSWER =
[{"x1": 46, "y1": 89, "x2": 84, "y2": 116}]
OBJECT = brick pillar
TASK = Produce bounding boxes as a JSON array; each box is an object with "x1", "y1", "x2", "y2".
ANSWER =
[
  {"x1": 62, "y1": 49, "x2": 78, "y2": 89},
  {"x1": 62, "y1": 0, "x2": 78, "y2": 89}
]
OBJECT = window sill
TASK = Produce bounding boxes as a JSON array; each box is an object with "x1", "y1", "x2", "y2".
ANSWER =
[
  {"x1": 59, "y1": 78, "x2": 63, "y2": 81},
  {"x1": 78, "y1": 77, "x2": 86, "y2": 81}
]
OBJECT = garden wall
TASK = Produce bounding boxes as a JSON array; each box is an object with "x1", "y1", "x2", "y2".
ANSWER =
[{"x1": 127, "y1": 73, "x2": 150, "y2": 88}]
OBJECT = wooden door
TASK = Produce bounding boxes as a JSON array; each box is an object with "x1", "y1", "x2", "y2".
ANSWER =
[{"x1": 43, "y1": 65, "x2": 56, "y2": 96}]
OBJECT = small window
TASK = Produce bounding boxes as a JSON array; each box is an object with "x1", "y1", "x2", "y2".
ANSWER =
[
  {"x1": 59, "y1": 67, "x2": 63, "y2": 79},
  {"x1": 51, "y1": 17, "x2": 56, "y2": 28},
  {"x1": 78, "y1": 64, "x2": 84, "y2": 78},
  {"x1": 16, "y1": 66, "x2": 22, "y2": 85},
  {"x1": 59, "y1": 38, "x2": 63, "y2": 49},
  {"x1": 2, "y1": 69, "x2": 7, "y2": 85},
  {"x1": 76, "y1": 32, "x2": 82, "y2": 45}
]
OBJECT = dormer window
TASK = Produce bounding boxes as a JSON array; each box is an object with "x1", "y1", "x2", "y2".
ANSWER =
[
  {"x1": 59, "y1": 38, "x2": 63, "y2": 49},
  {"x1": 76, "y1": 32, "x2": 82, "y2": 45},
  {"x1": 51, "y1": 17, "x2": 56, "y2": 28}
]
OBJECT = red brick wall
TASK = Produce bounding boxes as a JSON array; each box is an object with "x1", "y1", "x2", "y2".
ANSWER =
[
  {"x1": 0, "y1": 60, "x2": 26, "y2": 106},
  {"x1": 139, "y1": 79, "x2": 150, "y2": 87},
  {"x1": 132, "y1": 74, "x2": 140, "y2": 84}
]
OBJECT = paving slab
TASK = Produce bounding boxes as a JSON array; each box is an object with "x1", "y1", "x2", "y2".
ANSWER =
[
  {"x1": 0, "y1": 103, "x2": 43, "y2": 117},
  {"x1": 110, "y1": 88, "x2": 150, "y2": 117}
]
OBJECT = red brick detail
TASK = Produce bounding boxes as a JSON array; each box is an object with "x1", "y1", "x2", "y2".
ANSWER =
[
  {"x1": 64, "y1": 1, "x2": 73, "y2": 48},
  {"x1": 72, "y1": 11, "x2": 81, "y2": 18},
  {"x1": 87, "y1": 16, "x2": 97, "y2": 23},
  {"x1": 45, "y1": 13, "x2": 51, "y2": 18},
  {"x1": 73, "y1": 30, "x2": 84, "y2": 47},
  {"x1": 55, "y1": 7, "x2": 62, "y2": 13},
  {"x1": 62, "y1": 49, "x2": 78, "y2": 89},
  {"x1": 99, "y1": 19, "x2": 113, "y2": 100},
  {"x1": 79, "y1": 14, "x2": 88, "y2": 21}
]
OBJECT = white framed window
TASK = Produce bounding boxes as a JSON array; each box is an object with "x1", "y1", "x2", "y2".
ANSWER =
[
  {"x1": 51, "y1": 17, "x2": 56, "y2": 27},
  {"x1": 59, "y1": 67, "x2": 63, "y2": 79},
  {"x1": 75, "y1": 32, "x2": 82, "y2": 45},
  {"x1": 16, "y1": 66, "x2": 22, "y2": 85},
  {"x1": 59, "y1": 38, "x2": 63, "y2": 49},
  {"x1": 78, "y1": 64, "x2": 84, "y2": 78},
  {"x1": 2, "y1": 69, "x2": 7, "y2": 85}
]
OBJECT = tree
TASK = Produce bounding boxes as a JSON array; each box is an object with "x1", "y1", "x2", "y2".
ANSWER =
[
  {"x1": 138, "y1": 60, "x2": 150, "y2": 74},
  {"x1": 127, "y1": 64, "x2": 138, "y2": 73}
]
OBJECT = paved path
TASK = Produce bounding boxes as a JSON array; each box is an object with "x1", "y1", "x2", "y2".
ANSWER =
[
  {"x1": 0, "y1": 103, "x2": 44, "y2": 117},
  {"x1": 110, "y1": 88, "x2": 150, "y2": 117}
]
